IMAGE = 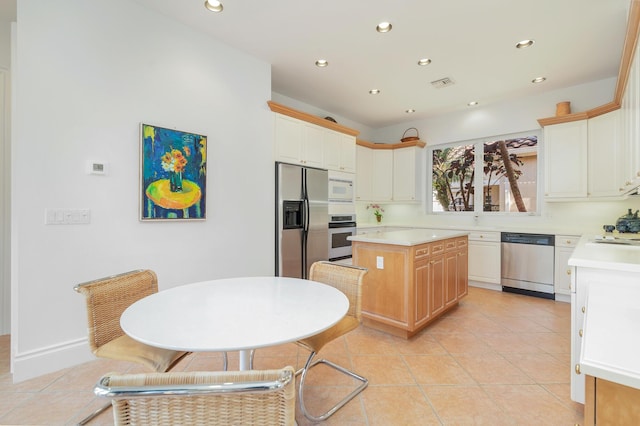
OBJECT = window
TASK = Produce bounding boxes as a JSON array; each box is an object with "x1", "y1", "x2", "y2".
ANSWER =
[{"x1": 430, "y1": 132, "x2": 539, "y2": 214}]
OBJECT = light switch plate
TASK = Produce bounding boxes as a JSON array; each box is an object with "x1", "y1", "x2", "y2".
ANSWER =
[{"x1": 376, "y1": 256, "x2": 384, "y2": 269}]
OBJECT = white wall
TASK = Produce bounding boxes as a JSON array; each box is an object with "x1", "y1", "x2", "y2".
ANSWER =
[{"x1": 11, "y1": 0, "x2": 274, "y2": 381}]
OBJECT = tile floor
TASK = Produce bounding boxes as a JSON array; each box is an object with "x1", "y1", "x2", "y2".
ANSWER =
[{"x1": 0, "y1": 287, "x2": 584, "y2": 425}]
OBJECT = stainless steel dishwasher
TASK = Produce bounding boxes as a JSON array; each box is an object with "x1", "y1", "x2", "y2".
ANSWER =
[{"x1": 501, "y1": 232, "x2": 555, "y2": 299}]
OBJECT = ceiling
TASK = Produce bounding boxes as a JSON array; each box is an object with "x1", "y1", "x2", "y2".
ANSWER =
[{"x1": 8, "y1": 1, "x2": 633, "y2": 128}]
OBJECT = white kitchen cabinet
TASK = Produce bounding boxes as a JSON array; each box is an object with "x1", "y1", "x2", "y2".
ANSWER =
[
  {"x1": 356, "y1": 145, "x2": 373, "y2": 201},
  {"x1": 622, "y1": 40, "x2": 640, "y2": 190},
  {"x1": 274, "y1": 114, "x2": 324, "y2": 168},
  {"x1": 570, "y1": 267, "x2": 640, "y2": 404},
  {"x1": 356, "y1": 146, "x2": 392, "y2": 201},
  {"x1": 325, "y1": 130, "x2": 356, "y2": 173},
  {"x1": 544, "y1": 120, "x2": 588, "y2": 199},
  {"x1": 393, "y1": 146, "x2": 422, "y2": 202},
  {"x1": 373, "y1": 150, "x2": 393, "y2": 201},
  {"x1": 467, "y1": 231, "x2": 501, "y2": 285},
  {"x1": 588, "y1": 110, "x2": 624, "y2": 197},
  {"x1": 554, "y1": 235, "x2": 580, "y2": 300}
]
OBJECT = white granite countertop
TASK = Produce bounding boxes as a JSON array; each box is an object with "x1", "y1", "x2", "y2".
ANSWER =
[
  {"x1": 580, "y1": 280, "x2": 640, "y2": 390},
  {"x1": 568, "y1": 234, "x2": 640, "y2": 273},
  {"x1": 348, "y1": 228, "x2": 469, "y2": 246}
]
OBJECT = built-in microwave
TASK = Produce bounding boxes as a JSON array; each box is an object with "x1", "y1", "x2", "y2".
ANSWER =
[{"x1": 328, "y1": 176, "x2": 354, "y2": 203}]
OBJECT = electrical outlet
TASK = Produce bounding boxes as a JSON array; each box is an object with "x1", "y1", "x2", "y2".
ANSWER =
[{"x1": 376, "y1": 256, "x2": 384, "y2": 269}]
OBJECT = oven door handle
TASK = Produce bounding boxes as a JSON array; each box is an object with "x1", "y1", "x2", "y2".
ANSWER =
[{"x1": 329, "y1": 222, "x2": 357, "y2": 229}]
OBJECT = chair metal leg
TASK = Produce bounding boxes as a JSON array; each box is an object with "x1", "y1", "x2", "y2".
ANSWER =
[
  {"x1": 76, "y1": 401, "x2": 111, "y2": 425},
  {"x1": 223, "y1": 351, "x2": 228, "y2": 371},
  {"x1": 297, "y1": 351, "x2": 368, "y2": 422},
  {"x1": 249, "y1": 349, "x2": 255, "y2": 369}
]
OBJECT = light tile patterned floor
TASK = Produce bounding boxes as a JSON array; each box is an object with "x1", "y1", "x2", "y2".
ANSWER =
[{"x1": 0, "y1": 287, "x2": 584, "y2": 425}]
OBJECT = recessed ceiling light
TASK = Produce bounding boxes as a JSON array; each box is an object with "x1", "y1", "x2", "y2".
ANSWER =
[
  {"x1": 204, "y1": 0, "x2": 223, "y2": 12},
  {"x1": 532, "y1": 77, "x2": 546, "y2": 83},
  {"x1": 405, "y1": 109, "x2": 415, "y2": 114},
  {"x1": 516, "y1": 39, "x2": 535, "y2": 49},
  {"x1": 468, "y1": 101, "x2": 479, "y2": 106},
  {"x1": 417, "y1": 58, "x2": 432, "y2": 66},
  {"x1": 369, "y1": 89, "x2": 380, "y2": 95},
  {"x1": 376, "y1": 22, "x2": 392, "y2": 33},
  {"x1": 315, "y1": 59, "x2": 328, "y2": 67}
]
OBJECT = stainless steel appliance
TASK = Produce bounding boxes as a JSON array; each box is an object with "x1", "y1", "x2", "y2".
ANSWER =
[
  {"x1": 328, "y1": 214, "x2": 356, "y2": 261},
  {"x1": 501, "y1": 232, "x2": 555, "y2": 299},
  {"x1": 276, "y1": 162, "x2": 329, "y2": 279},
  {"x1": 328, "y1": 171, "x2": 355, "y2": 215}
]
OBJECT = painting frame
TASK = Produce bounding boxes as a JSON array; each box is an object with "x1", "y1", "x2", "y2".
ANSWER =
[{"x1": 139, "y1": 123, "x2": 207, "y2": 221}]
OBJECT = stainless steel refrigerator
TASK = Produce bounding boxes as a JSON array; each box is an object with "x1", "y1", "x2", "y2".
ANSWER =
[{"x1": 275, "y1": 162, "x2": 329, "y2": 278}]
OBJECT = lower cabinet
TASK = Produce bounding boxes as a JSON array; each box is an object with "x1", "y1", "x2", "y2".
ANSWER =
[
  {"x1": 554, "y1": 234, "x2": 580, "y2": 299},
  {"x1": 467, "y1": 231, "x2": 501, "y2": 284},
  {"x1": 585, "y1": 375, "x2": 640, "y2": 425},
  {"x1": 354, "y1": 236, "x2": 468, "y2": 339}
]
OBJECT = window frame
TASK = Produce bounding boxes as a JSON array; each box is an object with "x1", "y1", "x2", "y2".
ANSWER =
[{"x1": 427, "y1": 130, "x2": 542, "y2": 216}]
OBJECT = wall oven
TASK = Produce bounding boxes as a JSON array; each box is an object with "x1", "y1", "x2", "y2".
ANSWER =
[{"x1": 328, "y1": 214, "x2": 356, "y2": 261}]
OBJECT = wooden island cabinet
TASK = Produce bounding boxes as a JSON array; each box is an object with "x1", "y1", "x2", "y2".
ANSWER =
[{"x1": 350, "y1": 229, "x2": 468, "y2": 338}]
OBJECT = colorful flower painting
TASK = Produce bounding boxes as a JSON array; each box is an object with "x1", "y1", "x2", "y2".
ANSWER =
[{"x1": 140, "y1": 123, "x2": 207, "y2": 221}]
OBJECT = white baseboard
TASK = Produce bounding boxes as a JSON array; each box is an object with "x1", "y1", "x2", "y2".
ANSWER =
[
  {"x1": 469, "y1": 280, "x2": 502, "y2": 291},
  {"x1": 555, "y1": 293, "x2": 571, "y2": 303},
  {"x1": 11, "y1": 337, "x2": 94, "y2": 383}
]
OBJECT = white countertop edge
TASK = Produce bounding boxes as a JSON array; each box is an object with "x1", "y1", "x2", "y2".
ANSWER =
[
  {"x1": 348, "y1": 229, "x2": 469, "y2": 246},
  {"x1": 568, "y1": 235, "x2": 640, "y2": 272},
  {"x1": 580, "y1": 360, "x2": 640, "y2": 391}
]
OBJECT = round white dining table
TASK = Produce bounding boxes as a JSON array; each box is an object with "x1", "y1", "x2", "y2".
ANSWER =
[{"x1": 120, "y1": 276, "x2": 349, "y2": 370}]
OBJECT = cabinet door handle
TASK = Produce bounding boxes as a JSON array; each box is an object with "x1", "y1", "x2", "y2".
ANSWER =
[
  {"x1": 566, "y1": 269, "x2": 571, "y2": 275},
  {"x1": 579, "y1": 329, "x2": 583, "y2": 337},
  {"x1": 582, "y1": 306, "x2": 586, "y2": 313},
  {"x1": 575, "y1": 364, "x2": 581, "y2": 375}
]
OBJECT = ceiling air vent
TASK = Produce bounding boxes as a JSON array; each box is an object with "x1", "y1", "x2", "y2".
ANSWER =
[{"x1": 430, "y1": 77, "x2": 455, "y2": 88}]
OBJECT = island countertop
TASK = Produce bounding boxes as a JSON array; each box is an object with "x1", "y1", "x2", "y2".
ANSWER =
[{"x1": 348, "y1": 228, "x2": 469, "y2": 246}]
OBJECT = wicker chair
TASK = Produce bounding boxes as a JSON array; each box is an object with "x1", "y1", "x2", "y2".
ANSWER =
[
  {"x1": 94, "y1": 367, "x2": 296, "y2": 426},
  {"x1": 74, "y1": 269, "x2": 226, "y2": 424},
  {"x1": 296, "y1": 261, "x2": 368, "y2": 422}
]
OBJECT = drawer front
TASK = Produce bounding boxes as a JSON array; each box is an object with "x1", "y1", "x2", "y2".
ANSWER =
[
  {"x1": 468, "y1": 231, "x2": 500, "y2": 242},
  {"x1": 445, "y1": 240, "x2": 457, "y2": 251},
  {"x1": 415, "y1": 245, "x2": 430, "y2": 258},
  {"x1": 556, "y1": 235, "x2": 580, "y2": 248},
  {"x1": 431, "y1": 242, "x2": 445, "y2": 255},
  {"x1": 457, "y1": 237, "x2": 468, "y2": 248}
]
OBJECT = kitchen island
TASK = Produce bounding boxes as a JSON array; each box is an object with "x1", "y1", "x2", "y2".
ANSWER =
[{"x1": 349, "y1": 229, "x2": 468, "y2": 338}]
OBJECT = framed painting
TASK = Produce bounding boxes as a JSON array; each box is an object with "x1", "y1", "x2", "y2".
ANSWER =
[{"x1": 140, "y1": 123, "x2": 207, "y2": 221}]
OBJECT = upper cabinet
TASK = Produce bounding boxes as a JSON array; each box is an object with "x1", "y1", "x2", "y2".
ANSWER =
[
  {"x1": 588, "y1": 110, "x2": 624, "y2": 197},
  {"x1": 269, "y1": 101, "x2": 359, "y2": 172},
  {"x1": 539, "y1": 1, "x2": 640, "y2": 201},
  {"x1": 356, "y1": 140, "x2": 425, "y2": 202},
  {"x1": 393, "y1": 146, "x2": 422, "y2": 201},
  {"x1": 274, "y1": 114, "x2": 324, "y2": 168},
  {"x1": 543, "y1": 111, "x2": 626, "y2": 200},
  {"x1": 324, "y1": 130, "x2": 356, "y2": 173},
  {"x1": 543, "y1": 120, "x2": 588, "y2": 199}
]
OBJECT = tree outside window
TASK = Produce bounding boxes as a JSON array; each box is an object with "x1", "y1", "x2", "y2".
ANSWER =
[{"x1": 431, "y1": 135, "x2": 538, "y2": 213}]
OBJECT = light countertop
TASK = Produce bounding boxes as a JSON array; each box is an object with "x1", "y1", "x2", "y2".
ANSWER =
[
  {"x1": 568, "y1": 235, "x2": 640, "y2": 273},
  {"x1": 580, "y1": 280, "x2": 640, "y2": 390},
  {"x1": 356, "y1": 222, "x2": 585, "y2": 236},
  {"x1": 348, "y1": 228, "x2": 468, "y2": 246}
]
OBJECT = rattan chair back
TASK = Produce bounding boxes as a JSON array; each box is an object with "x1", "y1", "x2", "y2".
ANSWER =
[
  {"x1": 75, "y1": 269, "x2": 158, "y2": 352},
  {"x1": 309, "y1": 261, "x2": 365, "y2": 321},
  {"x1": 95, "y1": 367, "x2": 296, "y2": 426}
]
